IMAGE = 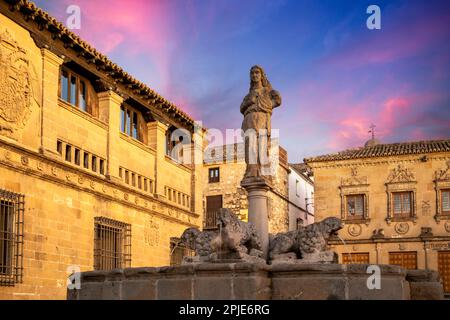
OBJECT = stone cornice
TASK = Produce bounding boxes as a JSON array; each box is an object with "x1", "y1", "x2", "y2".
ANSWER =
[
  {"x1": 0, "y1": 139, "x2": 200, "y2": 227},
  {"x1": 308, "y1": 153, "x2": 450, "y2": 170},
  {"x1": 329, "y1": 236, "x2": 450, "y2": 245}
]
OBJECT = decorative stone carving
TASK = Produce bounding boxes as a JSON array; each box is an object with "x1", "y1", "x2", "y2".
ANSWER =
[
  {"x1": 0, "y1": 28, "x2": 39, "y2": 139},
  {"x1": 180, "y1": 208, "x2": 263, "y2": 263},
  {"x1": 123, "y1": 193, "x2": 129, "y2": 200},
  {"x1": 268, "y1": 217, "x2": 343, "y2": 264},
  {"x1": 372, "y1": 228, "x2": 385, "y2": 239},
  {"x1": 144, "y1": 218, "x2": 160, "y2": 246},
  {"x1": 387, "y1": 164, "x2": 415, "y2": 183},
  {"x1": 422, "y1": 200, "x2": 431, "y2": 216},
  {"x1": 341, "y1": 167, "x2": 368, "y2": 186},
  {"x1": 394, "y1": 222, "x2": 410, "y2": 235},
  {"x1": 348, "y1": 224, "x2": 362, "y2": 237},
  {"x1": 420, "y1": 227, "x2": 433, "y2": 238},
  {"x1": 435, "y1": 161, "x2": 450, "y2": 181},
  {"x1": 445, "y1": 222, "x2": 450, "y2": 233},
  {"x1": 21, "y1": 155, "x2": 29, "y2": 166}
]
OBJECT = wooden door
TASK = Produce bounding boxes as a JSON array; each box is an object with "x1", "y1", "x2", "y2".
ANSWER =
[
  {"x1": 388, "y1": 251, "x2": 417, "y2": 269},
  {"x1": 342, "y1": 253, "x2": 370, "y2": 264},
  {"x1": 205, "y1": 195, "x2": 222, "y2": 229},
  {"x1": 438, "y1": 251, "x2": 450, "y2": 294}
]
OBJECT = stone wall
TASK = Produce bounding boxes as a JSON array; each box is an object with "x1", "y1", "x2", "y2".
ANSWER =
[{"x1": 68, "y1": 263, "x2": 444, "y2": 300}]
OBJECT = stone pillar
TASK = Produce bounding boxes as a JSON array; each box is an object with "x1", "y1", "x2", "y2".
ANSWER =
[
  {"x1": 40, "y1": 48, "x2": 64, "y2": 158},
  {"x1": 98, "y1": 90, "x2": 123, "y2": 182},
  {"x1": 148, "y1": 121, "x2": 169, "y2": 197},
  {"x1": 241, "y1": 178, "x2": 271, "y2": 260}
]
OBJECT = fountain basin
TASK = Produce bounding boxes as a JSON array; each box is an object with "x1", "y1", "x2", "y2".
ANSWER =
[{"x1": 67, "y1": 263, "x2": 443, "y2": 300}]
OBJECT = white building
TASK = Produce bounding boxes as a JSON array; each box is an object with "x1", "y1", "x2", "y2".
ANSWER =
[{"x1": 288, "y1": 163, "x2": 315, "y2": 229}]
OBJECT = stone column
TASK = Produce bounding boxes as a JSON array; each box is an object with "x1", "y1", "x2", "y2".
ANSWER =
[
  {"x1": 241, "y1": 178, "x2": 271, "y2": 260},
  {"x1": 147, "y1": 121, "x2": 169, "y2": 197},
  {"x1": 98, "y1": 90, "x2": 123, "y2": 182},
  {"x1": 40, "y1": 48, "x2": 64, "y2": 158}
]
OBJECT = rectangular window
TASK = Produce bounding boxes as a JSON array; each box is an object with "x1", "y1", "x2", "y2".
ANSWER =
[
  {"x1": 346, "y1": 194, "x2": 365, "y2": 219},
  {"x1": 59, "y1": 67, "x2": 94, "y2": 114},
  {"x1": 138, "y1": 176, "x2": 142, "y2": 189},
  {"x1": 0, "y1": 189, "x2": 24, "y2": 286},
  {"x1": 120, "y1": 106, "x2": 126, "y2": 133},
  {"x1": 393, "y1": 192, "x2": 412, "y2": 218},
  {"x1": 132, "y1": 112, "x2": 139, "y2": 140},
  {"x1": 442, "y1": 190, "x2": 450, "y2": 215},
  {"x1": 57, "y1": 140, "x2": 63, "y2": 155},
  {"x1": 83, "y1": 152, "x2": 89, "y2": 169},
  {"x1": 79, "y1": 80, "x2": 87, "y2": 112},
  {"x1": 121, "y1": 105, "x2": 142, "y2": 141},
  {"x1": 69, "y1": 75, "x2": 77, "y2": 106},
  {"x1": 99, "y1": 159, "x2": 105, "y2": 175},
  {"x1": 208, "y1": 167, "x2": 220, "y2": 183},
  {"x1": 65, "y1": 145, "x2": 72, "y2": 162},
  {"x1": 143, "y1": 178, "x2": 147, "y2": 192},
  {"x1": 149, "y1": 180, "x2": 153, "y2": 193},
  {"x1": 131, "y1": 173, "x2": 136, "y2": 187},
  {"x1": 296, "y1": 180, "x2": 300, "y2": 197},
  {"x1": 60, "y1": 70, "x2": 69, "y2": 102},
  {"x1": 125, "y1": 171, "x2": 129, "y2": 184},
  {"x1": 126, "y1": 110, "x2": 131, "y2": 136},
  {"x1": 94, "y1": 217, "x2": 131, "y2": 271},
  {"x1": 91, "y1": 156, "x2": 97, "y2": 172},
  {"x1": 74, "y1": 148, "x2": 81, "y2": 166},
  {"x1": 119, "y1": 168, "x2": 123, "y2": 179}
]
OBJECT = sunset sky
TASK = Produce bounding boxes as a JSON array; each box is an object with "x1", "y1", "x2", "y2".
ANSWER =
[{"x1": 34, "y1": 0, "x2": 450, "y2": 162}]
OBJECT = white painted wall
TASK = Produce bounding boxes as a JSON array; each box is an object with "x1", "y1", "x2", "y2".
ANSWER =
[{"x1": 288, "y1": 165, "x2": 314, "y2": 230}]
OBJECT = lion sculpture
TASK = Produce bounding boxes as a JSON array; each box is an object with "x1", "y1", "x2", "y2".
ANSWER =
[
  {"x1": 268, "y1": 217, "x2": 343, "y2": 264},
  {"x1": 180, "y1": 208, "x2": 263, "y2": 263}
]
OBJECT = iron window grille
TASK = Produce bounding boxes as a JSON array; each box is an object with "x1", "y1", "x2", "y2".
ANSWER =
[
  {"x1": 94, "y1": 217, "x2": 131, "y2": 270},
  {"x1": 169, "y1": 238, "x2": 195, "y2": 266},
  {"x1": 0, "y1": 189, "x2": 24, "y2": 286}
]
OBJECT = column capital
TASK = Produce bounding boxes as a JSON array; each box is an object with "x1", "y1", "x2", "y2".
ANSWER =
[
  {"x1": 147, "y1": 120, "x2": 169, "y2": 133},
  {"x1": 41, "y1": 47, "x2": 64, "y2": 67},
  {"x1": 98, "y1": 90, "x2": 124, "y2": 106}
]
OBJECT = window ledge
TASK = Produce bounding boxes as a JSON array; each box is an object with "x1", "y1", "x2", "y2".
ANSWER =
[
  {"x1": 343, "y1": 218, "x2": 371, "y2": 225},
  {"x1": 58, "y1": 99, "x2": 108, "y2": 130},
  {"x1": 164, "y1": 155, "x2": 192, "y2": 173},
  {"x1": 119, "y1": 132, "x2": 155, "y2": 155},
  {"x1": 435, "y1": 214, "x2": 450, "y2": 223},
  {"x1": 386, "y1": 216, "x2": 417, "y2": 225}
]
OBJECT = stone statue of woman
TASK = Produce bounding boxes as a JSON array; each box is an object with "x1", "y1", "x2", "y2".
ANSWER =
[{"x1": 240, "y1": 65, "x2": 281, "y2": 179}]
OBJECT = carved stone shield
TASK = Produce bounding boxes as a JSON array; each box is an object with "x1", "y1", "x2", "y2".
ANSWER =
[{"x1": 0, "y1": 29, "x2": 33, "y2": 139}]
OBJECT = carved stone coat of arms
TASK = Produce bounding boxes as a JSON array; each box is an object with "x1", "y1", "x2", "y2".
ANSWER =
[{"x1": 0, "y1": 29, "x2": 38, "y2": 139}]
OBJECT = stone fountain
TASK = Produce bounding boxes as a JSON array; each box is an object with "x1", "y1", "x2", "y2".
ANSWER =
[{"x1": 68, "y1": 66, "x2": 444, "y2": 300}]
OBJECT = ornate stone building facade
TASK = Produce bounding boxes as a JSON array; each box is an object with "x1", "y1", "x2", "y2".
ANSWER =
[
  {"x1": 0, "y1": 1, "x2": 203, "y2": 299},
  {"x1": 203, "y1": 142, "x2": 291, "y2": 234},
  {"x1": 305, "y1": 139, "x2": 450, "y2": 294}
]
